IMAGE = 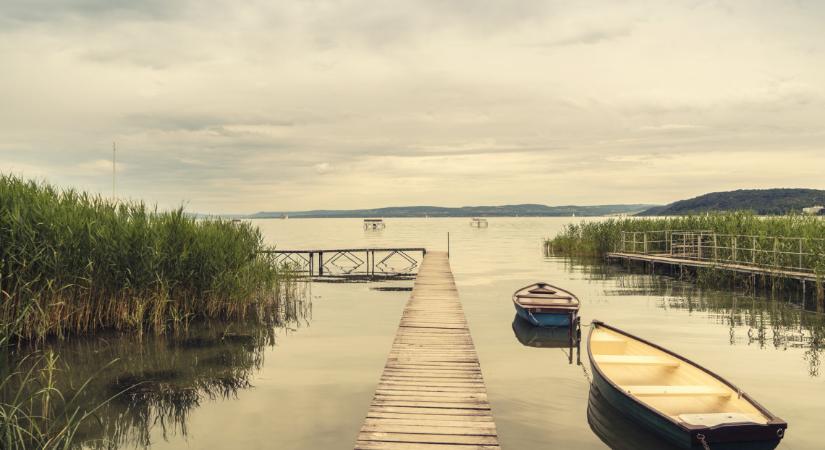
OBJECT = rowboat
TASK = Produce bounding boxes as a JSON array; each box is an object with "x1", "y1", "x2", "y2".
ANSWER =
[
  {"x1": 470, "y1": 217, "x2": 488, "y2": 227},
  {"x1": 512, "y1": 282, "x2": 579, "y2": 327},
  {"x1": 587, "y1": 321, "x2": 787, "y2": 449}
]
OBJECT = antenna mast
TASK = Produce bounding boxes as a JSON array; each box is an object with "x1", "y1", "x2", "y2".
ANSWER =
[{"x1": 112, "y1": 141, "x2": 117, "y2": 200}]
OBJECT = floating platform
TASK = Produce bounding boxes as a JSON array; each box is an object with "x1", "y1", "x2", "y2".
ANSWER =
[{"x1": 355, "y1": 251, "x2": 500, "y2": 449}]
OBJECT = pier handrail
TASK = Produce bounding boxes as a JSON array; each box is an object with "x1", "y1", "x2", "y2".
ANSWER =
[{"x1": 619, "y1": 230, "x2": 825, "y2": 274}]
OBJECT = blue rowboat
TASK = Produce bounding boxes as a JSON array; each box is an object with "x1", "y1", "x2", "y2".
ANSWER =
[
  {"x1": 587, "y1": 321, "x2": 787, "y2": 449},
  {"x1": 512, "y1": 282, "x2": 579, "y2": 327}
]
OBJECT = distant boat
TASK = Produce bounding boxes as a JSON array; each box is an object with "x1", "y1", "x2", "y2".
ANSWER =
[
  {"x1": 281, "y1": 214, "x2": 288, "y2": 219},
  {"x1": 363, "y1": 218, "x2": 386, "y2": 230},
  {"x1": 512, "y1": 282, "x2": 579, "y2": 327},
  {"x1": 588, "y1": 321, "x2": 787, "y2": 449},
  {"x1": 470, "y1": 217, "x2": 488, "y2": 227},
  {"x1": 231, "y1": 219, "x2": 242, "y2": 224}
]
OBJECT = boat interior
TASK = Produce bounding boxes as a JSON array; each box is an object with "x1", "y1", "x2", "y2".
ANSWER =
[
  {"x1": 590, "y1": 326, "x2": 771, "y2": 427},
  {"x1": 515, "y1": 285, "x2": 580, "y2": 308}
]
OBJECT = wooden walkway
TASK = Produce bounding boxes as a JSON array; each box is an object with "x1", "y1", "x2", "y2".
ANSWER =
[
  {"x1": 355, "y1": 251, "x2": 500, "y2": 450},
  {"x1": 606, "y1": 252, "x2": 820, "y2": 282}
]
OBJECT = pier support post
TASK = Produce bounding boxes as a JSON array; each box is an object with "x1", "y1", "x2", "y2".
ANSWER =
[
  {"x1": 319, "y1": 252, "x2": 324, "y2": 276},
  {"x1": 817, "y1": 280, "x2": 824, "y2": 313}
]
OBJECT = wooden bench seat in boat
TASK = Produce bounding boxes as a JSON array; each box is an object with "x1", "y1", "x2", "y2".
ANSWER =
[
  {"x1": 516, "y1": 298, "x2": 578, "y2": 308},
  {"x1": 677, "y1": 412, "x2": 765, "y2": 427},
  {"x1": 622, "y1": 385, "x2": 731, "y2": 398},
  {"x1": 592, "y1": 355, "x2": 680, "y2": 367},
  {"x1": 516, "y1": 294, "x2": 573, "y2": 300},
  {"x1": 590, "y1": 334, "x2": 626, "y2": 343}
]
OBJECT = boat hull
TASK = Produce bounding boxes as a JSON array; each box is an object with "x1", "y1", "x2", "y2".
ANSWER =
[
  {"x1": 588, "y1": 322, "x2": 785, "y2": 449},
  {"x1": 514, "y1": 303, "x2": 575, "y2": 327}
]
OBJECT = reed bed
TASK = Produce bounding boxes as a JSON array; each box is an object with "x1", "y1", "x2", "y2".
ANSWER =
[
  {"x1": 0, "y1": 175, "x2": 294, "y2": 342},
  {"x1": 546, "y1": 213, "x2": 825, "y2": 269}
]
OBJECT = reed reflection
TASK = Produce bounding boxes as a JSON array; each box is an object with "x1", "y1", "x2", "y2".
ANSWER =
[
  {"x1": 9, "y1": 292, "x2": 311, "y2": 449},
  {"x1": 553, "y1": 255, "x2": 825, "y2": 378}
]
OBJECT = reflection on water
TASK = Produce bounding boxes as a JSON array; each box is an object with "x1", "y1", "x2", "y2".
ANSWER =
[
  {"x1": 9, "y1": 290, "x2": 311, "y2": 449},
  {"x1": 559, "y1": 257, "x2": 825, "y2": 378},
  {"x1": 587, "y1": 385, "x2": 681, "y2": 450},
  {"x1": 511, "y1": 315, "x2": 582, "y2": 365}
]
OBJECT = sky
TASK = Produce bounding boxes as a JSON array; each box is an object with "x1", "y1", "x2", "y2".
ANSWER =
[{"x1": 1, "y1": 0, "x2": 824, "y2": 214}]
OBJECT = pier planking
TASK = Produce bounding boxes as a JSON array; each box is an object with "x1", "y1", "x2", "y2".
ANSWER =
[{"x1": 355, "y1": 251, "x2": 500, "y2": 450}]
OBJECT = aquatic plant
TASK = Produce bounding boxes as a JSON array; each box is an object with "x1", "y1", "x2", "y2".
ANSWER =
[
  {"x1": 0, "y1": 174, "x2": 295, "y2": 341},
  {"x1": 545, "y1": 212, "x2": 825, "y2": 271}
]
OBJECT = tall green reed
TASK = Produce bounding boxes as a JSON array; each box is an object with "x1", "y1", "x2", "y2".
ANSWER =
[
  {"x1": 546, "y1": 212, "x2": 825, "y2": 260},
  {"x1": 0, "y1": 174, "x2": 293, "y2": 341}
]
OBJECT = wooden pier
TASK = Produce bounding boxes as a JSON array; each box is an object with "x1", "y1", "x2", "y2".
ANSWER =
[
  {"x1": 605, "y1": 251, "x2": 821, "y2": 283},
  {"x1": 605, "y1": 230, "x2": 825, "y2": 285},
  {"x1": 355, "y1": 251, "x2": 500, "y2": 450}
]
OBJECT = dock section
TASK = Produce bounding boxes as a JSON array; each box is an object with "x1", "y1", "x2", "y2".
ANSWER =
[{"x1": 355, "y1": 251, "x2": 500, "y2": 450}]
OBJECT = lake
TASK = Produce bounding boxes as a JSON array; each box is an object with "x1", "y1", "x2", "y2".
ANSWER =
[{"x1": 19, "y1": 218, "x2": 824, "y2": 449}]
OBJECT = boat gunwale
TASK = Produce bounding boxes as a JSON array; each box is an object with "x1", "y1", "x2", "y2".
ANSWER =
[
  {"x1": 512, "y1": 282, "x2": 580, "y2": 311},
  {"x1": 587, "y1": 320, "x2": 787, "y2": 441}
]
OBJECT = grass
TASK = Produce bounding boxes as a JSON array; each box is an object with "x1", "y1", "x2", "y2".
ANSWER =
[
  {"x1": 0, "y1": 174, "x2": 295, "y2": 342},
  {"x1": 0, "y1": 174, "x2": 304, "y2": 448},
  {"x1": 546, "y1": 212, "x2": 825, "y2": 267},
  {"x1": 546, "y1": 212, "x2": 825, "y2": 309}
]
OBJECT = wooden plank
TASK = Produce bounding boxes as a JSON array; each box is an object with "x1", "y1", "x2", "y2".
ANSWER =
[
  {"x1": 356, "y1": 442, "x2": 499, "y2": 450},
  {"x1": 355, "y1": 251, "x2": 500, "y2": 449},
  {"x1": 357, "y1": 432, "x2": 499, "y2": 446}
]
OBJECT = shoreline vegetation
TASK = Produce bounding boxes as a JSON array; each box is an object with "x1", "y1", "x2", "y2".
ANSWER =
[
  {"x1": 0, "y1": 175, "x2": 302, "y2": 449},
  {"x1": 546, "y1": 213, "x2": 825, "y2": 260},
  {"x1": 545, "y1": 213, "x2": 825, "y2": 309},
  {"x1": 0, "y1": 175, "x2": 297, "y2": 343}
]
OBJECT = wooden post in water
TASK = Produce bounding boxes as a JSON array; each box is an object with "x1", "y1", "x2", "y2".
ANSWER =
[
  {"x1": 817, "y1": 280, "x2": 824, "y2": 313},
  {"x1": 318, "y1": 252, "x2": 324, "y2": 276}
]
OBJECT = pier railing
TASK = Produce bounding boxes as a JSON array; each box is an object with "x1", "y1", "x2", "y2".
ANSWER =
[
  {"x1": 619, "y1": 231, "x2": 825, "y2": 274},
  {"x1": 259, "y1": 247, "x2": 426, "y2": 278}
]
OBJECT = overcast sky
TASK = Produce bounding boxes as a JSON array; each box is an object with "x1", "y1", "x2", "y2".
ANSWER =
[{"x1": 2, "y1": 1, "x2": 824, "y2": 213}]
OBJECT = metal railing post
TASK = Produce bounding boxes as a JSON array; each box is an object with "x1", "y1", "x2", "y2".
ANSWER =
[{"x1": 752, "y1": 236, "x2": 757, "y2": 265}]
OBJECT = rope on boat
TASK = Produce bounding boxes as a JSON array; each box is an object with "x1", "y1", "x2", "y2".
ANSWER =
[{"x1": 697, "y1": 433, "x2": 712, "y2": 450}]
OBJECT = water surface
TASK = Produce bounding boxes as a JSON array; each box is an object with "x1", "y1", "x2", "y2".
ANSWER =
[{"x1": 19, "y1": 218, "x2": 823, "y2": 449}]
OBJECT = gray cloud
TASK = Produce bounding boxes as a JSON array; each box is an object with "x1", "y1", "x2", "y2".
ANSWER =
[{"x1": 1, "y1": 1, "x2": 824, "y2": 213}]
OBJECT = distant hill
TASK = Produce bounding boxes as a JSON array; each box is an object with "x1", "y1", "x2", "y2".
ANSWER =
[
  {"x1": 639, "y1": 189, "x2": 825, "y2": 216},
  {"x1": 249, "y1": 203, "x2": 656, "y2": 219}
]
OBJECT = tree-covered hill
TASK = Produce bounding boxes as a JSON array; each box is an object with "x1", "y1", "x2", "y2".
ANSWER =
[{"x1": 639, "y1": 189, "x2": 825, "y2": 216}]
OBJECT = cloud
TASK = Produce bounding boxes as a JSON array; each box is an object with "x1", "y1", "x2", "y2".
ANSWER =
[
  {"x1": 0, "y1": 1, "x2": 824, "y2": 212},
  {"x1": 313, "y1": 162, "x2": 333, "y2": 174}
]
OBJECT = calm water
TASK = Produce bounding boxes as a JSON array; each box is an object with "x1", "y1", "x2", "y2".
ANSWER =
[{"x1": 22, "y1": 218, "x2": 825, "y2": 449}]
